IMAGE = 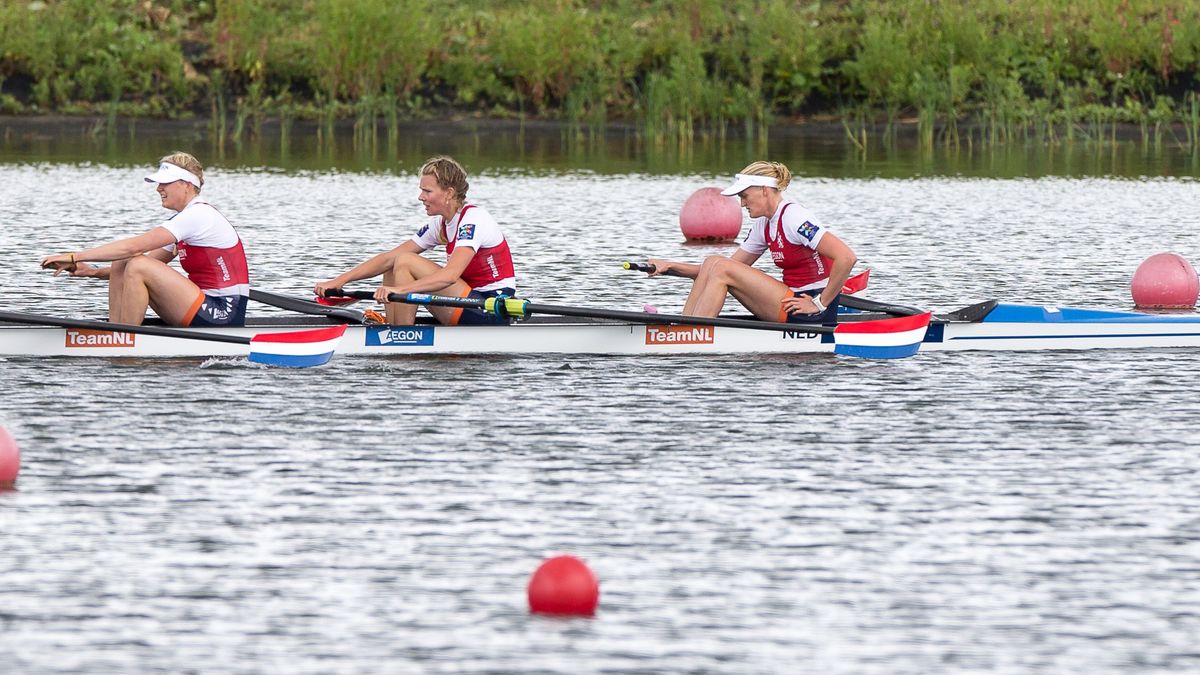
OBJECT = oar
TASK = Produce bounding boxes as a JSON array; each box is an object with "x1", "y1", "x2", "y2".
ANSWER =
[
  {"x1": 623, "y1": 263, "x2": 928, "y2": 316},
  {"x1": 0, "y1": 310, "x2": 347, "y2": 367},
  {"x1": 836, "y1": 294, "x2": 929, "y2": 317},
  {"x1": 248, "y1": 289, "x2": 367, "y2": 323},
  {"x1": 622, "y1": 263, "x2": 871, "y2": 294},
  {"x1": 325, "y1": 289, "x2": 931, "y2": 359}
]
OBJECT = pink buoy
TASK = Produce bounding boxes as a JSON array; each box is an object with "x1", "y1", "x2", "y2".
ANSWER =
[
  {"x1": 1131, "y1": 252, "x2": 1199, "y2": 308},
  {"x1": 0, "y1": 425, "x2": 19, "y2": 487},
  {"x1": 679, "y1": 187, "x2": 742, "y2": 241},
  {"x1": 527, "y1": 555, "x2": 599, "y2": 616}
]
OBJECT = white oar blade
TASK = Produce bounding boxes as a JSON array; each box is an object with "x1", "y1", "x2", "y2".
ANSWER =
[
  {"x1": 248, "y1": 324, "x2": 348, "y2": 367},
  {"x1": 833, "y1": 312, "x2": 932, "y2": 359}
]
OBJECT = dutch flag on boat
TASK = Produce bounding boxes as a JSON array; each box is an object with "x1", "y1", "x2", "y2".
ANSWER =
[
  {"x1": 832, "y1": 312, "x2": 932, "y2": 359},
  {"x1": 248, "y1": 324, "x2": 348, "y2": 367}
]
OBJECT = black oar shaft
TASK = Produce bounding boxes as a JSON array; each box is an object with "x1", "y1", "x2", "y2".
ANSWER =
[
  {"x1": 520, "y1": 301, "x2": 832, "y2": 333},
  {"x1": 249, "y1": 289, "x2": 366, "y2": 323},
  {"x1": 625, "y1": 262, "x2": 926, "y2": 318},
  {"x1": 327, "y1": 289, "x2": 834, "y2": 334},
  {"x1": 0, "y1": 310, "x2": 250, "y2": 344},
  {"x1": 836, "y1": 295, "x2": 927, "y2": 317}
]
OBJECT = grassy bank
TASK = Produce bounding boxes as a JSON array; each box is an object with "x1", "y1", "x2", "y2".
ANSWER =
[{"x1": 1, "y1": 0, "x2": 1198, "y2": 147}]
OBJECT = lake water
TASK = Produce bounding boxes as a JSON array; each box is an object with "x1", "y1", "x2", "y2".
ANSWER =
[{"x1": 2, "y1": 120, "x2": 1200, "y2": 673}]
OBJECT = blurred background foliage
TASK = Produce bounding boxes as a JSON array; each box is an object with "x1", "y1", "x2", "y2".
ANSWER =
[{"x1": 2, "y1": 0, "x2": 1198, "y2": 146}]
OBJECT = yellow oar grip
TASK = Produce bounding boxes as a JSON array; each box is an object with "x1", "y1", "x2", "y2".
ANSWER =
[
  {"x1": 503, "y1": 298, "x2": 528, "y2": 317},
  {"x1": 482, "y1": 297, "x2": 529, "y2": 318}
]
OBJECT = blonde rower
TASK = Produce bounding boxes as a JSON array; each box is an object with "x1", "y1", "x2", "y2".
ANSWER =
[
  {"x1": 314, "y1": 156, "x2": 516, "y2": 325},
  {"x1": 647, "y1": 160, "x2": 857, "y2": 324},
  {"x1": 40, "y1": 152, "x2": 249, "y2": 326}
]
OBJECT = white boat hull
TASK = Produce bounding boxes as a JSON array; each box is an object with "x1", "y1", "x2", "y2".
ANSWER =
[{"x1": 5, "y1": 302, "x2": 1200, "y2": 360}]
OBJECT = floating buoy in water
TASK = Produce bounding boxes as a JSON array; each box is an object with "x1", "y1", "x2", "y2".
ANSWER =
[
  {"x1": 527, "y1": 555, "x2": 599, "y2": 616},
  {"x1": 1131, "y1": 252, "x2": 1199, "y2": 309},
  {"x1": 679, "y1": 187, "x2": 742, "y2": 241},
  {"x1": 0, "y1": 425, "x2": 20, "y2": 487}
]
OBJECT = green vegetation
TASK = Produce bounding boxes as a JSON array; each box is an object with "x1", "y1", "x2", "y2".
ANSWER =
[{"x1": 2, "y1": 0, "x2": 1198, "y2": 148}]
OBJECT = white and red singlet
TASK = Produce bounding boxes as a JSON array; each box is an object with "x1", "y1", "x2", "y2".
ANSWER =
[
  {"x1": 410, "y1": 203, "x2": 517, "y2": 292},
  {"x1": 738, "y1": 200, "x2": 832, "y2": 292},
  {"x1": 160, "y1": 197, "x2": 250, "y2": 326}
]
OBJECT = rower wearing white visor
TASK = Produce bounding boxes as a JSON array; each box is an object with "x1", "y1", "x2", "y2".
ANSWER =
[
  {"x1": 645, "y1": 160, "x2": 858, "y2": 324},
  {"x1": 40, "y1": 151, "x2": 250, "y2": 327}
]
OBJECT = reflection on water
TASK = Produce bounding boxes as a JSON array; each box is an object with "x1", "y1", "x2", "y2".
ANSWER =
[
  {"x1": 3, "y1": 116, "x2": 1199, "y2": 178},
  {"x1": 3, "y1": 121, "x2": 1200, "y2": 673}
]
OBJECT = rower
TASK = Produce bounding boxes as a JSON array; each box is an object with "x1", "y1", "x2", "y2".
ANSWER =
[
  {"x1": 645, "y1": 160, "x2": 858, "y2": 325},
  {"x1": 40, "y1": 152, "x2": 249, "y2": 327},
  {"x1": 314, "y1": 156, "x2": 517, "y2": 326}
]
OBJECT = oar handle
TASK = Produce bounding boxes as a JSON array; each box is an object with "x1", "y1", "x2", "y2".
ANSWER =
[
  {"x1": 327, "y1": 289, "x2": 378, "y2": 301},
  {"x1": 324, "y1": 288, "x2": 530, "y2": 318},
  {"x1": 622, "y1": 262, "x2": 683, "y2": 277}
]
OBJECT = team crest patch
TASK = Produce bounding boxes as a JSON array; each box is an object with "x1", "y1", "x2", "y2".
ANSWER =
[
  {"x1": 798, "y1": 221, "x2": 819, "y2": 240},
  {"x1": 457, "y1": 222, "x2": 476, "y2": 240}
]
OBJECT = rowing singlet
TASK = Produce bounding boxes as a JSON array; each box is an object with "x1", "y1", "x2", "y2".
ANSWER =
[
  {"x1": 163, "y1": 199, "x2": 250, "y2": 298},
  {"x1": 740, "y1": 201, "x2": 832, "y2": 292},
  {"x1": 413, "y1": 204, "x2": 516, "y2": 292},
  {"x1": 177, "y1": 238, "x2": 250, "y2": 296}
]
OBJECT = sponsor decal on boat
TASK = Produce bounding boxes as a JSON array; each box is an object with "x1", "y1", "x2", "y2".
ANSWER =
[
  {"x1": 645, "y1": 325, "x2": 714, "y2": 345},
  {"x1": 65, "y1": 329, "x2": 136, "y2": 348},
  {"x1": 365, "y1": 326, "x2": 435, "y2": 347}
]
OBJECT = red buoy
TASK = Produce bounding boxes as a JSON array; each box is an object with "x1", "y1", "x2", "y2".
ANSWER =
[
  {"x1": 679, "y1": 187, "x2": 742, "y2": 241},
  {"x1": 0, "y1": 425, "x2": 20, "y2": 487},
  {"x1": 1131, "y1": 252, "x2": 1199, "y2": 308},
  {"x1": 527, "y1": 555, "x2": 599, "y2": 616}
]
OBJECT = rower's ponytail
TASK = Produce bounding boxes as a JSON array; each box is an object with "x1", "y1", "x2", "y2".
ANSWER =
[{"x1": 737, "y1": 160, "x2": 791, "y2": 191}]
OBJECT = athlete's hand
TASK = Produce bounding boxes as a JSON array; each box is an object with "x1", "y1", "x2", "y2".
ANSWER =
[
  {"x1": 66, "y1": 262, "x2": 103, "y2": 278},
  {"x1": 314, "y1": 280, "x2": 339, "y2": 299},
  {"x1": 40, "y1": 253, "x2": 77, "y2": 276},
  {"x1": 373, "y1": 285, "x2": 398, "y2": 303},
  {"x1": 782, "y1": 295, "x2": 820, "y2": 315},
  {"x1": 645, "y1": 258, "x2": 671, "y2": 277}
]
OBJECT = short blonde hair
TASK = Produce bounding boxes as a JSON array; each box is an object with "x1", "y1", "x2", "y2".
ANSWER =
[
  {"x1": 160, "y1": 151, "x2": 205, "y2": 192},
  {"x1": 420, "y1": 155, "x2": 469, "y2": 202},
  {"x1": 738, "y1": 161, "x2": 791, "y2": 191}
]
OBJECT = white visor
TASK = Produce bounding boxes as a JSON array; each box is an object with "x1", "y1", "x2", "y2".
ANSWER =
[
  {"x1": 720, "y1": 173, "x2": 779, "y2": 196},
  {"x1": 144, "y1": 162, "x2": 201, "y2": 188}
]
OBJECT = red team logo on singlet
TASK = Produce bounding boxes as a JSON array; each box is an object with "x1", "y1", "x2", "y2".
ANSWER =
[{"x1": 645, "y1": 325, "x2": 715, "y2": 345}]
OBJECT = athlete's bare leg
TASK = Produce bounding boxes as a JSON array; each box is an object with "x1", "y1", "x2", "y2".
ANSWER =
[
  {"x1": 682, "y1": 255, "x2": 792, "y2": 320},
  {"x1": 382, "y1": 252, "x2": 471, "y2": 325},
  {"x1": 109, "y1": 255, "x2": 203, "y2": 326}
]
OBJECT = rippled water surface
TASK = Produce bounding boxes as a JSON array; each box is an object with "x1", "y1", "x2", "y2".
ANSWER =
[{"x1": 3, "y1": 134, "x2": 1200, "y2": 673}]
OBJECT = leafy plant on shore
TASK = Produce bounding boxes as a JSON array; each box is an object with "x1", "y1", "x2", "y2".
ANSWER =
[{"x1": 1, "y1": 0, "x2": 1198, "y2": 148}]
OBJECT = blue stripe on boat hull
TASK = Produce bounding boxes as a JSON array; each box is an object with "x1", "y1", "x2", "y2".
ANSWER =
[
  {"x1": 983, "y1": 303, "x2": 1200, "y2": 324},
  {"x1": 247, "y1": 350, "x2": 336, "y2": 368}
]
